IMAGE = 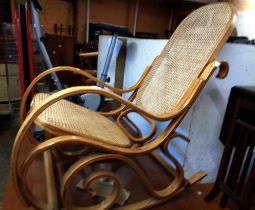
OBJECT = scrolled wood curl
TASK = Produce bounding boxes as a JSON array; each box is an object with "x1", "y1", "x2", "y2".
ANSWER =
[
  {"x1": 17, "y1": 134, "x2": 185, "y2": 209},
  {"x1": 64, "y1": 170, "x2": 121, "y2": 210}
]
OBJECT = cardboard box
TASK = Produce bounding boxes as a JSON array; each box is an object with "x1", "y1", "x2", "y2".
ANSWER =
[
  {"x1": 0, "y1": 64, "x2": 19, "y2": 76},
  {"x1": 0, "y1": 75, "x2": 21, "y2": 101}
]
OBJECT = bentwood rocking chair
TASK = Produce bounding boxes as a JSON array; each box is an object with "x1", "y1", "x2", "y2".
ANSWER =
[{"x1": 11, "y1": 3, "x2": 236, "y2": 210}]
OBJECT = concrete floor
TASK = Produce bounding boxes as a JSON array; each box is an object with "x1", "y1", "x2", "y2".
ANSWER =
[
  {"x1": 0, "y1": 101, "x2": 20, "y2": 209},
  {"x1": 0, "y1": 126, "x2": 18, "y2": 209}
]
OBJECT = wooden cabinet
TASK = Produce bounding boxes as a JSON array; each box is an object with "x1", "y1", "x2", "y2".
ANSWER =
[
  {"x1": 0, "y1": 0, "x2": 12, "y2": 23},
  {"x1": 45, "y1": 34, "x2": 73, "y2": 67},
  {"x1": 205, "y1": 86, "x2": 255, "y2": 210}
]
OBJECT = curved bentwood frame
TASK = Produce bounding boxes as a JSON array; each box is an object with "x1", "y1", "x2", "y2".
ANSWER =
[{"x1": 10, "y1": 3, "x2": 235, "y2": 210}]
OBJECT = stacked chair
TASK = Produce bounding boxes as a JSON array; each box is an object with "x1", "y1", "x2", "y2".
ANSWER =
[{"x1": 11, "y1": 3, "x2": 236, "y2": 210}]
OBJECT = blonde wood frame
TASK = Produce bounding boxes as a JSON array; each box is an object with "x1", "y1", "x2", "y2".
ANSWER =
[
  {"x1": 11, "y1": 3, "x2": 235, "y2": 207},
  {"x1": 11, "y1": 60, "x2": 228, "y2": 209}
]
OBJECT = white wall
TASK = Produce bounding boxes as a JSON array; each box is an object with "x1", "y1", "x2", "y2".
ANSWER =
[
  {"x1": 235, "y1": 7, "x2": 255, "y2": 40},
  {"x1": 98, "y1": 36, "x2": 255, "y2": 183},
  {"x1": 184, "y1": 43, "x2": 255, "y2": 182}
]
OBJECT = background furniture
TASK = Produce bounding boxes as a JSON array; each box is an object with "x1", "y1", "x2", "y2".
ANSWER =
[
  {"x1": 0, "y1": 0, "x2": 12, "y2": 23},
  {"x1": 0, "y1": 23, "x2": 19, "y2": 130},
  {"x1": 205, "y1": 86, "x2": 255, "y2": 210}
]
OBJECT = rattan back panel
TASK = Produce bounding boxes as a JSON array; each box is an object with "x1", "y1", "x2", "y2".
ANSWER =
[{"x1": 136, "y1": 3, "x2": 235, "y2": 116}]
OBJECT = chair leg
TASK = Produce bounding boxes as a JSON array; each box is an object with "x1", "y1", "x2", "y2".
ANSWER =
[
  {"x1": 204, "y1": 145, "x2": 235, "y2": 202},
  {"x1": 239, "y1": 159, "x2": 255, "y2": 210},
  {"x1": 150, "y1": 150, "x2": 206, "y2": 188},
  {"x1": 43, "y1": 151, "x2": 59, "y2": 210},
  {"x1": 219, "y1": 193, "x2": 229, "y2": 208}
]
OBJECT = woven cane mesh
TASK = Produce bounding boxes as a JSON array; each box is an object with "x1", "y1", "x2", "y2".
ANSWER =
[
  {"x1": 33, "y1": 93, "x2": 131, "y2": 147},
  {"x1": 136, "y1": 3, "x2": 234, "y2": 116}
]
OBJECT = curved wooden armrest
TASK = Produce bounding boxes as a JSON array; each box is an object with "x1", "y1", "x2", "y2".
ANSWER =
[
  {"x1": 21, "y1": 60, "x2": 220, "y2": 122},
  {"x1": 20, "y1": 66, "x2": 151, "y2": 121},
  {"x1": 45, "y1": 86, "x2": 188, "y2": 121}
]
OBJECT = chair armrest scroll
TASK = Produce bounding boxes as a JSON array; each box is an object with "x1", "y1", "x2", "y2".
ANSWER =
[
  {"x1": 198, "y1": 60, "x2": 229, "y2": 81},
  {"x1": 216, "y1": 61, "x2": 229, "y2": 79},
  {"x1": 20, "y1": 65, "x2": 151, "y2": 121}
]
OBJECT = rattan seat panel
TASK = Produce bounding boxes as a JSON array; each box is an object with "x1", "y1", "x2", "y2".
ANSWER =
[
  {"x1": 136, "y1": 3, "x2": 234, "y2": 116},
  {"x1": 33, "y1": 93, "x2": 131, "y2": 147}
]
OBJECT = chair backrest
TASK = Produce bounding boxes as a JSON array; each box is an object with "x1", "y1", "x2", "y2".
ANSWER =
[{"x1": 136, "y1": 3, "x2": 235, "y2": 117}]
